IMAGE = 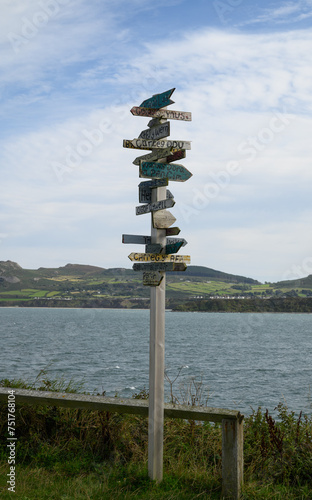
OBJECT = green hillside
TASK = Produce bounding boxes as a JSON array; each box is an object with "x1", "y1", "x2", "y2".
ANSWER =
[{"x1": 0, "y1": 260, "x2": 312, "y2": 310}]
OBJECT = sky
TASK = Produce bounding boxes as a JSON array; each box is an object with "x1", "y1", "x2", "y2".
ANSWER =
[{"x1": 1, "y1": 0, "x2": 312, "y2": 283}]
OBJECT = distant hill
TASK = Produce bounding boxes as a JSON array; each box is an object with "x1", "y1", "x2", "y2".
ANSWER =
[
  {"x1": 173, "y1": 265, "x2": 260, "y2": 284},
  {"x1": 0, "y1": 261, "x2": 259, "y2": 285},
  {"x1": 274, "y1": 275, "x2": 312, "y2": 289}
]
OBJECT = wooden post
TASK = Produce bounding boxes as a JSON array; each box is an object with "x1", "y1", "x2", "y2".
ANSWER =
[
  {"x1": 148, "y1": 183, "x2": 166, "y2": 482},
  {"x1": 222, "y1": 417, "x2": 244, "y2": 499}
]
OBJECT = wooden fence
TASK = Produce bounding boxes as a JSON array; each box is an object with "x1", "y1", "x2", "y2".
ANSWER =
[{"x1": 0, "y1": 387, "x2": 243, "y2": 499}]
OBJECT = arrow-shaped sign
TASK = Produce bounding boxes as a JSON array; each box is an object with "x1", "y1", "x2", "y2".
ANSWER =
[
  {"x1": 164, "y1": 241, "x2": 184, "y2": 255},
  {"x1": 140, "y1": 161, "x2": 192, "y2": 182},
  {"x1": 152, "y1": 210, "x2": 176, "y2": 229},
  {"x1": 133, "y1": 147, "x2": 174, "y2": 165},
  {"x1": 123, "y1": 139, "x2": 191, "y2": 151},
  {"x1": 139, "y1": 122, "x2": 170, "y2": 141},
  {"x1": 143, "y1": 271, "x2": 164, "y2": 287},
  {"x1": 136, "y1": 198, "x2": 175, "y2": 216},
  {"x1": 129, "y1": 252, "x2": 190, "y2": 264},
  {"x1": 166, "y1": 237, "x2": 187, "y2": 247},
  {"x1": 139, "y1": 186, "x2": 173, "y2": 204},
  {"x1": 122, "y1": 234, "x2": 186, "y2": 246},
  {"x1": 131, "y1": 107, "x2": 192, "y2": 121},
  {"x1": 139, "y1": 179, "x2": 168, "y2": 189},
  {"x1": 133, "y1": 262, "x2": 187, "y2": 272},
  {"x1": 166, "y1": 227, "x2": 180, "y2": 236},
  {"x1": 140, "y1": 88, "x2": 175, "y2": 109}
]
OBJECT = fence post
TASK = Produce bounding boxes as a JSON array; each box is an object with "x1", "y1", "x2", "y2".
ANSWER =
[{"x1": 222, "y1": 417, "x2": 244, "y2": 499}]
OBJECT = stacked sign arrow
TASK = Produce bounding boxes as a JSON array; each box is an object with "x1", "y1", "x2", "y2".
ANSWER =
[{"x1": 122, "y1": 88, "x2": 192, "y2": 284}]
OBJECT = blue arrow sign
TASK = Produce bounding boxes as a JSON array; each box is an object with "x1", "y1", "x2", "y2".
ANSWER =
[
  {"x1": 140, "y1": 161, "x2": 192, "y2": 182},
  {"x1": 140, "y1": 88, "x2": 175, "y2": 109}
]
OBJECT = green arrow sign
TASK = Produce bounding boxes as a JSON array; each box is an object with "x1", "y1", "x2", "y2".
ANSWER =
[
  {"x1": 133, "y1": 262, "x2": 187, "y2": 272},
  {"x1": 140, "y1": 161, "x2": 192, "y2": 182},
  {"x1": 140, "y1": 88, "x2": 175, "y2": 109}
]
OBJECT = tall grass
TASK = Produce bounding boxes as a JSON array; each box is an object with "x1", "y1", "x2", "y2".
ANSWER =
[{"x1": 0, "y1": 374, "x2": 312, "y2": 499}]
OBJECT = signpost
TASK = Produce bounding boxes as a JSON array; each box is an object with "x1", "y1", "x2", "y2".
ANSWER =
[{"x1": 122, "y1": 88, "x2": 192, "y2": 482}]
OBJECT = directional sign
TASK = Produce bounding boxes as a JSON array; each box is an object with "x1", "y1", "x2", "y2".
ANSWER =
[
  {"x1": 132, "y1": 148, "x2": 180, "y2": 165},
  {"x1": 128, "y1": 252, "x2": 190, "y2": 264},
  {"x1": 140, "y1": 161, "x2": 192, "y2": 182},
  {"x1": 143, "y1": 271, "x2": 164, "y2": 287},
  {"x1": 166, "y1": 227, "x2": 180, "y2": 236},
  {"x1": 164, "y1": 241, "x2": 183, "y2": 255},
  {"x1": 136, "y1": 198, "x2": 175, "y2": 216},
  {"x1": 131, "y1": 107, "x2": 192, "y2": 122},
  {"x1": 139, "y1": 186, "x2": 173, "y2": 204},
  {"x1": 166, "y1": 237, "x2": 187, "y2": 247},
  {"x1": 139, "y1": 179, "x2": 168, "y2": 189},
  {"x1": 124, "y1": 138, "x2": 191, "y2": 151},
  {"x1": 139, "y1": 122, "x2": 170, "y2": 141},
  {"x1": 122, "y1": 234, "x2": 151, "y2": 245},
  {"x1": 123, "y1": 235, "x2": 186, "y2": 246},
  {"x1": 153, "y1": 210, "x2": 176, "y2": 229},
  {"x1": 133, "y1": 262, "x2": 187, "y2": 272},
  {"x1": 166, "y1": 149, "x2": 186, "y2": 163},
  {"x1": 147, "y1": 117, "x2": 167, "y2": 128},
  {"x1": 140, "y1": 88, "x2": 175, "y2": 109}
]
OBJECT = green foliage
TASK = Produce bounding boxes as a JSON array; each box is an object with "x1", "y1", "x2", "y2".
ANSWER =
[{"x1": 0, "y1": 377, "x2": 312, "y2": 498}]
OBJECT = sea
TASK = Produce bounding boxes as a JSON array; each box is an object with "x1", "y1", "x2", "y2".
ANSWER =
[{"x1": 0, "y1": 307, "x2": 311, "y2": 417}]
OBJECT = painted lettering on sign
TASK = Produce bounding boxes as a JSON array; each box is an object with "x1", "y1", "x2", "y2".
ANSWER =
[
  {"x1": 133, "y1": 262, "x2": 187, "y2": 272},
  {"x1": 143, "y1": 271, "x2": 164, "y2": 286},
  {"x1": 136, "y1": 198, "x2": 175, "y2": 215},
  {"x1": 124, "y1": 139, "x2": 191, "y2": 150},
  {"x1": 131, "y1": 107, "x2": 192, "y2": 121},
  {"x1": 140, "y1": 88, "x2": 175, "y2": 109},
  {"x1": 128, "y1": 252, "x2": 191, "y2": 264},
  {"x1": 139, "y1": 122, "x2": 170, "y2": 141},
  {"x1": 133, "y1": 148, "x2": 174, "y2": 165},
  {"x1": 140, "y1": 161, "x2": 192, "y2": 182},
  {"x1": 139, "y1": 187, "x2": 174, "y2": 204}
]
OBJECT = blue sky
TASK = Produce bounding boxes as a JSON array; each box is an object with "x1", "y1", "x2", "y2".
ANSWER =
[{"x1": 1, "y1": 0, "x2": 312, "y2": 282}]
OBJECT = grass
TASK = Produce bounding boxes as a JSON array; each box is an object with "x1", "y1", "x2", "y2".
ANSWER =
[{"x1": 0, "y1": 375, "x2": 312, "y2": 499}]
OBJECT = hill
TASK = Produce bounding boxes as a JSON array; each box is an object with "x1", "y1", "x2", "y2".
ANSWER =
[{"x1": 0, "y1": 261, "x2": 312, "y2": 310}]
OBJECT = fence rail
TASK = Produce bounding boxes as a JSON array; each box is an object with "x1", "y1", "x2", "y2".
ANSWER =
[{"x1": 0, "y1": 387, "x2": 243, "y2": 499}]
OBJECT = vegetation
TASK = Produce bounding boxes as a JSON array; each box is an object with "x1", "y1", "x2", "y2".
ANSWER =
[
  {"x1": 1, "y1": 260, "x2": 312, "y2": 311},
  {"x1": 0, "y1": 375, "x2": 312, "y2": 498}
]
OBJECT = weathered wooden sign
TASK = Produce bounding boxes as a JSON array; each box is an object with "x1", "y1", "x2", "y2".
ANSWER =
[
  {"x1": 136, "y1": 198, "x2": 175, "y2": 215},
  {"x1": 166, "y1": 227, "x2": 180, "y2": 236},
  {"x1": 133, "y1": 147, "x2": 175, "y2": 165},
  {"x1": 164, "y1": 241, "x2": 183, "y2": 255},
  {"x1": 128, "y1": 252, "x2": 190, "y2": 264},
  {"x1": 140, "y1": 161, "x2": 192, "y2": 182},
  {"x1": 139, "y1": 122, "x2": 170, "y2": 141},
  {"x1": 143, "y1": 271, "x2": 164, "y2": 287},
  {"x1": 123, "y1": 139, "x2": 191, "y2": 151},
  {"x1": 131, "y1": 107, "x2": 192, "y2": 122},
  {"x1": 152, "y1": 210, "x2": 176, "y2": 229},
  {"x1": 166, "y1": 149, "x2": 186, "y2": 163},
  {"x1": 133, "y1": 262, "x2": 187, "y2": 272},
  {"x1": 122, "y1": 235, "x2": 186, "y2": 246},
  {"x1": 140, "y1": 88, "x2": 175, "y2": 109},
  {"x1": 139, "y1": 179, "x2": 168, "y2": 189},
  {"x1": 122, "y1": 234, "x2": 151, "y2": 245},
  {"x1": 139, "y1": 186, "x2": 173, "y2": 204},
  {"x1": 166, "y1": 237, "x2": 187, "y2": 247}
]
